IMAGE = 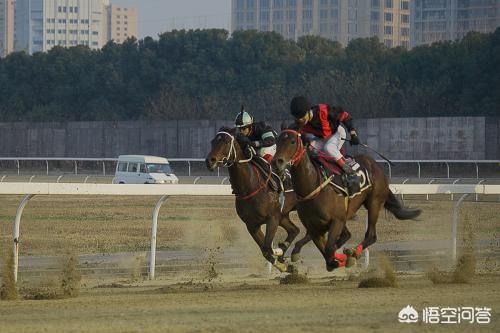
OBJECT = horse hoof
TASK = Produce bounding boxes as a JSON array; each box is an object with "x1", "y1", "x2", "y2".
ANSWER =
[
  {"x1": 344, "y1": 248, "x2": 354, "y2": 256},
  {"x1": 345, "y1": 256, "x2": 357, "y2": 268},
  {"x1": 291, "y1": 253, "x2": 301, "y2": 262},
  {"x1": 326, "y1": 261, "x2": 339, "y2": 272},
  {"x1": 274, "y1": 261, "x2": 288, "y2": 273}
]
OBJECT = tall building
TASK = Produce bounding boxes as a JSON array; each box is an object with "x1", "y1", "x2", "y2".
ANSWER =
[
  {"x1": 0, "y1": 0, "x2": 15, "y2": 57},
  {"x1": 14, "y1": 0, "x2": 110, "y2": 54},
  {"x1": 412, "y1": 0, "x2": 500, "y2": 47},
  {"x1": 104, "y1": 4, "x2": 137, "y2": 44},
  {"x1": 231, "y1": 0, "x2": 411, "y2": 48}
]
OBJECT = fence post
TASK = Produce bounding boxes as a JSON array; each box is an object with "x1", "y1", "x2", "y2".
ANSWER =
[
  {"x1": 150, "y1": 195, "x2": 170, "y2": 280},
  {"x1": 452, "y1": 194, "x2": 469, "y2": 263}
]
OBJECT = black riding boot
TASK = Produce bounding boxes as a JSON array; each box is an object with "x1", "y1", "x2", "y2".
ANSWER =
[{"x1": 341, "y1": 163, "x2": 360, "y2": 195}]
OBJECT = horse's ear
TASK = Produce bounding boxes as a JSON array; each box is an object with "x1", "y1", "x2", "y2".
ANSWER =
[{"x1": 280, "y1": 121, "x2": 289, "y2": 131}]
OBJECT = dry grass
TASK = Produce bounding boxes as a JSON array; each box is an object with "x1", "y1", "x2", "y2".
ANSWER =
[
  {"x1": 0, "y1": 246, "x2": 17, "y2": 301},
  {"x1": 0, "y1": 196, "x2": 498, "y2": 257}
]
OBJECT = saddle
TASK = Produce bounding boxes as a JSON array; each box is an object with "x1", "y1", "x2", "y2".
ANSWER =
[
  {"x1": 251, "y1": 156, "x2": 293, "y2": 193},
  {"x1": 310, "y1": 153, "x2": 371, "y2": 198}
]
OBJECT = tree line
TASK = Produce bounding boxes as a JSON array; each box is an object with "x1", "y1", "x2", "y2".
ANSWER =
[{"x1": 0, "y1": 28, "x2": 498, "y2": 122}]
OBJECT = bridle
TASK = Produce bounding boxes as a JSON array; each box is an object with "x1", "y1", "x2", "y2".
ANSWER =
[
  {"x1": 280, "y1": 129, "x2": 306, "y2": 167},
  {"x1": 213, "y1": 131, "x2": 270, "y2": 201},
  {"x1": 214, "y1": 131, "x2": 252, "y2": 167}
]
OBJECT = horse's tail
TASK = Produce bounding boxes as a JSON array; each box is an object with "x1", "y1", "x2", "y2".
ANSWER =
[{"x1": 384, "y1": 190, "x2": 422, "y2": 220}]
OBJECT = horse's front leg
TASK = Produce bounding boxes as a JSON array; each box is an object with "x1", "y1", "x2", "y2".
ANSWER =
[
  {"x1": 325, "y1": 218, "x2": 348, "y2": 271},
  {"x1": 246, "y1": 221, "x2": 287, "y2": 273}
]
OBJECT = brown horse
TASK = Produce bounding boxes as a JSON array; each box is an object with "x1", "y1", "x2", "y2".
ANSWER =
[
  {"x1": 205, "y1": 127, "x2": 302, "y2": 272},
  {"x1": 272, "y1": 129, "x2": 421, "y2": 271}
]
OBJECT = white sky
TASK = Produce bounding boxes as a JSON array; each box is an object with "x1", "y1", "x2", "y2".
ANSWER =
[{"x1": 112, "y1": 0, "x2": 231, "y2": 38}]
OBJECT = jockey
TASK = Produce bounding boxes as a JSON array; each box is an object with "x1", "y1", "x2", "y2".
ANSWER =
[
  {"x1": 289, "y1": 96, "x2": 361, "y2": 185},
  {"x1": 234, "y1": 107, "x2": 277, "y2": 163}
]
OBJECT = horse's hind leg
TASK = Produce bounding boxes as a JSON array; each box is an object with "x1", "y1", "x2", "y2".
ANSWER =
[
  {"x1": 336, "y1": 226, "x2": 351, "y2": 248},
  {"x1": 349, "y1": 198, "x2": 384, "y2": 259},
  {"x1": 291, "y1": 233, "x2": 311, "y2": 262},
  {"x1": 277, "y1": 213, "x2": 300, "y2": 256}
]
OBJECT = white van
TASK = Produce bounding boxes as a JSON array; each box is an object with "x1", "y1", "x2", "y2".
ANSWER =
[{"x1": 113, "y1": 155, "x2": 179, "y2": 184}]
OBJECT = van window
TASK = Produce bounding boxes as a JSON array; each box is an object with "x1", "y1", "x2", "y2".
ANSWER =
[
  {"x1": 128, "y1": 163, "x2": 138, "y2": 172},
  {"x1": 139, "y1": 164, "x2": 147, "y2": 173},
  {"x1": 117, "y1": 162, "x2": 128, "y2": 172},
  {"x1": 147, "y1": 163, "x2": 172, "y2": 174}
]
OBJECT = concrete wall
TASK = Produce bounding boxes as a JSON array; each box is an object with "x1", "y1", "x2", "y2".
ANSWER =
[{"x1": 0, "y1": 117, "x2": 498, "y2": 160}]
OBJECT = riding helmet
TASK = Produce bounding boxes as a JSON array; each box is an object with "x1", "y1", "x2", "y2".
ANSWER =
[{"x1": 290, "y1": 96, "x2": 311, "y2": 119}]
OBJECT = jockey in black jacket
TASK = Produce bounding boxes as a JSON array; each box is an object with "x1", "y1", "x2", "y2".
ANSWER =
[{"x1": 234, "y1": 107, "x2": 277, "y2": 163}]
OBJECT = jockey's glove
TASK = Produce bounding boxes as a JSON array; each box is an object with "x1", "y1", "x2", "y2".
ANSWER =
[
  {"x1": 236, "y1": 133, "x2": 251, "y2": 146},
  {"x1": 350, "y1": 132, "x2": 361, "y2": 146}
]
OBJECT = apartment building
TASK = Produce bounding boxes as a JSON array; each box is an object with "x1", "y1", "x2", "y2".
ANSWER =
[
  {"x1": 14, "y1": 0, "x2": 110, "y2": 54},
  {"x1": 231, "y1": 0, "x2": 411, "y2": 48},
  {"x1": 104, "y1": 4, "x2": 137, "y2": 44},
  {"x1": 0, "y1": 0, "x2": 15, "y2": 57},
  {"x1": 412, "y1": 0, "x2": 500, "y2": 47}
]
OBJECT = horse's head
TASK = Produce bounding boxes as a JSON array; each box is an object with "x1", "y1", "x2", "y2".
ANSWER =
[
  {"x1": 272, "y1": 129, "x2": 305, "y2": 174},
  {"x1": 205, "y1": 127, "x2": 239, "y2": 171}
]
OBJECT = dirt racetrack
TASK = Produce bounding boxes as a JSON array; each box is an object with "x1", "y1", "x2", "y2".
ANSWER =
[{"x1": 0, "y1": 273, "x2": 499, "y2": 333}]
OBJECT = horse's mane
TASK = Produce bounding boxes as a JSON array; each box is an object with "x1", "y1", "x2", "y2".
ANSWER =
[{"x1": 218, "y1": 126, "x2": 236, "y2": 134}]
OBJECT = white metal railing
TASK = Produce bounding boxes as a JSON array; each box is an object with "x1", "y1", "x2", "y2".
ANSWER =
[
  {"x1": 1, "y1": 182, "x2": 499, "y2": 282},
  {"x1": 0, "y1": 158, "x2": 498, "y2": 178}
]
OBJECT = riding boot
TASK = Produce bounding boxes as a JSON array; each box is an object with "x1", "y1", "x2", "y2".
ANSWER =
[{"x1": 338, "y1": 159, "x2": 360, "y2": 195}]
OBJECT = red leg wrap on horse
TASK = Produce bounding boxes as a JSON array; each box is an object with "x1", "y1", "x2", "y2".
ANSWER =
[
  {"x1": 334, "y1": 253, "x2": 347, "y2": 262},
  {"x1": 355, "y1": 244, "x2": 363, "y2": 258}
]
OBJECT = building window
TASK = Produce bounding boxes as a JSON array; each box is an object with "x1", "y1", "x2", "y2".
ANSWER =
[
  {"x1": 384, "y1": 12, "x2": 392, "y2": 22},
  {"x1": 401, "y1": 1, "x2": 409, "y2": 10},
  {"x1": 401, "y1": 14, "x2": 409, "y2": 23},
  {"x1": 401, "y1": 27, "x2": 409, "y2": 36},
  {"x1": 348, "y1": 23, "x2": 357, "y2": 33},
  {"x1": 371, "y1": 11, "x2": 380, "y2": 21},
  {"x1": 274, "y1": 0, "x2": 284, "y2": 8},
  {"x1": 75, "y1": 7, "x2": 78, "y2": 13},
  {"x1": 371, "y1": 0, "x2": 380, "y2": 7},
  {"x1": 384, "y1": 25, "x2": 392, "y2": 35},
  {"x1": 401, "y1": 40, "x2": 409, "y2": 49},
  {"x1": 371, "y1": 24, "x2": 379, "y2": 34},
  {"x1": 384, "y1": 39, "x2": 392, "y2": 47},
  {"x1": 384, "y1": 0, "x2": 392, "y2": 8},
  {"x1": 58, "y1": 6, "x2": 62, "y2": 12}
]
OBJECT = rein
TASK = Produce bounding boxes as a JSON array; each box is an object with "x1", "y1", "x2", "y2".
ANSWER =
[
  {"x1": 215, "y1": 131, "x2": 271, "y2": 201},
  {"x1": 281, "y1": 129, "x2": 306, "y2": 167},
  {"x1": 280, "y1": 129, "x2": 332, "y2": 202}
]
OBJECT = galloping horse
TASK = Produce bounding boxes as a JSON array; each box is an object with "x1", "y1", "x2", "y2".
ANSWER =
[
  {"x1": 205, "y1": 127, "x2": 302, "y2": 272},
  {"x1": 272, "y1": 129, "x2": 421, "y2": 271}
]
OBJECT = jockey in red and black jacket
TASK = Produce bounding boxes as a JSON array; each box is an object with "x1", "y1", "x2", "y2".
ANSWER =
[
  {"x1": 290, "y1": 96, "x2": 361, "y2": 178},
  {"x1": 301, "y1": 104, "x2": 357, "y2": 140}
]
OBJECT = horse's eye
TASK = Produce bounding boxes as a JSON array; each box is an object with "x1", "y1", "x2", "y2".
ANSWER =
[{"x1": 291, "y1": 140, "x2": 296, "y2": 144}]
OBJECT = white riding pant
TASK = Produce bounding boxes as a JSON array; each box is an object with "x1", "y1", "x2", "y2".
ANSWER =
[
  {"x1": 304, "y1": 126, "x2": 346, "y2": 161},
  {"x1": 258, "y1": 144, "x2": 276, "y2": 157}
]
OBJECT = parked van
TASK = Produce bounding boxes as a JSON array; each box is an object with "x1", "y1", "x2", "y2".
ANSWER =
[{"x1": 113, "y1": 155, "x2": 179, "y2": 184}]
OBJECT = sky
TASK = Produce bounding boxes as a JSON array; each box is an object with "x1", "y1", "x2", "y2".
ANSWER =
[{"x1": 112, "y1": 0, "x2": 231, "y2": 39}]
